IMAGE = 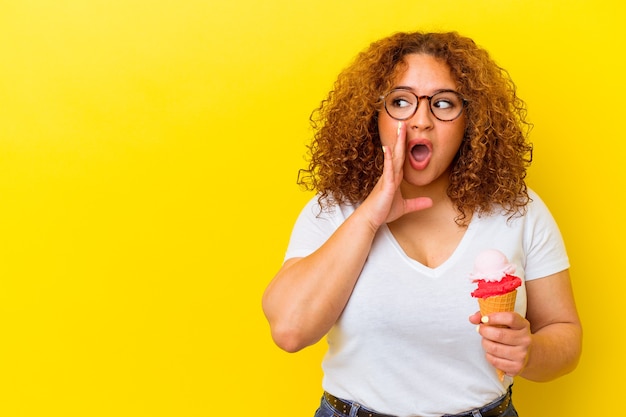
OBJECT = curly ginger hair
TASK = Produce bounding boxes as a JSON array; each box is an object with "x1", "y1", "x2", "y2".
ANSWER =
[{"x1": 298, "y1": 31, "x2": 533, "y2": 225}]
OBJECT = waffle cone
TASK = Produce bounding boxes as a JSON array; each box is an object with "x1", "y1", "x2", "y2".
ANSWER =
[
  {"x1": 477, "y1": 290, "x2": 517, "y2": 381},
  {"x1": 477, "y1": 290, "x2": 517, "y2": 316}
]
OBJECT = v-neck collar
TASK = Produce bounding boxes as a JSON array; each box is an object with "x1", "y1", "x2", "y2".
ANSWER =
[{"x1": 380, "y1": 215, "x2": 477, "y2": 276}]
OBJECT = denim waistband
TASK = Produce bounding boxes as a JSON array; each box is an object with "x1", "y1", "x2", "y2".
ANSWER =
[{"x1": 322, "y1": 385, "x2": 514, "y2": 417}]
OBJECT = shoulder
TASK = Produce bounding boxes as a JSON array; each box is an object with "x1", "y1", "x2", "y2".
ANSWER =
[
  {"x1": 527, "y1": 188, "x2": 549, "y2": 210},
  {"x1": 524, "y1": 188, "x2": 560, "y2": 225},
  {"x1": 297, "y1": 193, "x2": 358, "y2": 221}
]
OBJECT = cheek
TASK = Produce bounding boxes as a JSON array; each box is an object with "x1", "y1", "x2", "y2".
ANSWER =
[
  {"x1": 377, "y1": 113, "x2": 397, "y2": 145},
  {"x1": 444, "y1": 119, "x2": 467, "y2": 148}
]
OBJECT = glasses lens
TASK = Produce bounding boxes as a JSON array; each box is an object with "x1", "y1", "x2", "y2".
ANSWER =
[
  {"x1": 430, "y1": 91, "x2": 464, "y2": 121},
  {"x1": 384, "y1": 90, "x2": 417, "y2": 120}
]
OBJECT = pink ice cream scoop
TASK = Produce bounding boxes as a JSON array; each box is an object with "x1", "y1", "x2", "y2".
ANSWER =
[{"x1": 470, "y1": 249, "x2": 522, "y2": 298}]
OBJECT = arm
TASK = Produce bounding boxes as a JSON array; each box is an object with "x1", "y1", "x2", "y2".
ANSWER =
[
  {"x1": 471, "y1": 269, "x2": 582, "y2": 381},
  {"x1": 262, "y1": 123, "x2": 432, "y2": 352},
  {"x1": 261, "y1": 208, "x2": 380, "y2": 353},
  {"x1": 520, "y1": 269, "x2": 582, "y2": 380}
]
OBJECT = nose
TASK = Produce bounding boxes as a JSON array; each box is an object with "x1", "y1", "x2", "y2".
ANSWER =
[{"x1": 408, "y1": 97, "x2": 434, "y2": 130}]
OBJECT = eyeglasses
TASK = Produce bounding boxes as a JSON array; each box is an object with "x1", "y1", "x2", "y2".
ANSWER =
[{"x1": 381, "y1": 88, "x2": 467, "y2": 122}]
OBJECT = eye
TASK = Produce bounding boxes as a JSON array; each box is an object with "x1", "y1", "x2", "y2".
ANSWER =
[
  {"x1": 387, "y1": 91, "x2": 415, "y2": 109},
  {"x1": 433, "y1": 99, "x2": 453, "y2": 109},
  {"x1": 392, "y1": 98, "x2": 410, "y2": 108},
  {"x1": 432, "y1": 92, "x2": 462, "y2": 110}
]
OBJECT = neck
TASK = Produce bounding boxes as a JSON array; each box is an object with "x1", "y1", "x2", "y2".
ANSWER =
[
  {"x1": 399, "y1": 172, "x2": 451, "y2": 203},
  {"x1": 396, "y1": 172, "x2": 466, "y2": 224}
]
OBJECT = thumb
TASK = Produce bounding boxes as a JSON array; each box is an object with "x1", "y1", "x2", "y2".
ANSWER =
[
  {"x1": 468, "y1": 311, "x2": 482, "y2": 325},
  {"x1": 403, "y1": 197, "x2": 433, "y2": 214}
]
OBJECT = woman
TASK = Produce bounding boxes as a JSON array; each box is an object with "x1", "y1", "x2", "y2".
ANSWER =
[{"x1": 262, "y1": 31, "x2": 581, "y2": 417}]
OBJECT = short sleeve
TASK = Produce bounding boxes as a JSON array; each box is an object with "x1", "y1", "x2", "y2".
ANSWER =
[
  {"x1": 523, "y1": 190, "x2": 570, "y2": 280},
  {"x1": 284, "y1": 196, "x2": 353, "y2": 262}
]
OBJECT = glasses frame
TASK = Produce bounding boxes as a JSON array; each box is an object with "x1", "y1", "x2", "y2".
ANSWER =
[{"x1": 381, "y1": 88, "x2": 468, "y2": 122}]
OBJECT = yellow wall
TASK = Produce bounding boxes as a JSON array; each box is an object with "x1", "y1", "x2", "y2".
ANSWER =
[{"x1": 0, "y1": 1, "x2": 622, "y2": 415}]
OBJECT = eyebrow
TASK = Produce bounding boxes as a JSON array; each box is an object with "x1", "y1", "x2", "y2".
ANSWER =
[{"x1": 393, "y1": 86, "x2": 458, "y2": 95}]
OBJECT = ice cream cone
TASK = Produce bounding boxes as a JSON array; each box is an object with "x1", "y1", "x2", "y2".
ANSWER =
[
  {"x1": 478, "y1": 289, "x2": 517, "y2": 381},
  {"x1": 477, "y1": 290, "x2": 517, "y2": 316}
]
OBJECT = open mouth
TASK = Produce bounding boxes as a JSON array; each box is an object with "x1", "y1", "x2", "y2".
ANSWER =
[{"x1": 411, "y1": 144, "x2": 430, "y2": 162}]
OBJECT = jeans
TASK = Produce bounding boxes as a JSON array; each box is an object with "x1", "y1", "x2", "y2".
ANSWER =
[{"x1": 313, "y1": 390, "x2": 518, "y2": 417}]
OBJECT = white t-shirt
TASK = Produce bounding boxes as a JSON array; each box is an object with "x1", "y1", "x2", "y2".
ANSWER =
[{"x1": 284, "y1": 189, "x2": 569, "y2": 417}]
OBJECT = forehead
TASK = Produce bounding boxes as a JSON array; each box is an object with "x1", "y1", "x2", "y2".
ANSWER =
[{"x1": 392, "y1": 53, "x2": 456, "y2": 90}]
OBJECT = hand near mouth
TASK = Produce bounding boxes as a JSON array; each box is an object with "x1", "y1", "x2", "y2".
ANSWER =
[{"x1": 360, "y1": 122, "x2": 433, "y2": 231}]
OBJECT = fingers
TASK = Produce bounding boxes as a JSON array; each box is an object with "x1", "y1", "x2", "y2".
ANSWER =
[
  {"x1": 485, "y1": 352, "x2": 524, "y2": 378},
  {"x1": 482, "y1": 341, "x2": 529, "y2": 377},
  {"x1": 382, "y1": 121, "x2": 405, "y2": 161},
  {"x1": 477, "y1": 313, "x2": 530, "y2": 346},
  {"x1": 468, "y1": 311, "x2": 482, "y2": 325},
  {"x1": 377, "y1": 122, "x2": 404, "y2": 198},
  {"x1": 393, "y1": 121, "x2": 405, "y2": 165},
  {"x1": 380, "y1": 144, "x2": 391, "y2": 182},
  {"x1": 479, "y1": 312, "x2": 527, "y2": 329},
  {"x1": 361, "y1": 140, "x2": 399, "y2": 228},
  {"x1": 381, "y1": 121, "x2": 404, "y2": 173},
  {"x1": 476, "y1": 313, "x2": 532, "y2": 377},
  {"x1": 364, "y1": 121, "x2": 431, "y2": 225},
  {"x1": 403, "y1": 196, "x2": 433, "y2": 214}
]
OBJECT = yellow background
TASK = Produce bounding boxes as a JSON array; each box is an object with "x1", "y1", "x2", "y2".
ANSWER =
[{"x1": 0, "y1": 1, "x2": 622, "y2": 415}]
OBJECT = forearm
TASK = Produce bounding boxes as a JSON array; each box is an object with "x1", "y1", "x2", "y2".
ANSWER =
[
  {"x1": 520, "y1": 322, "x2": 582, "y2": 382},
  {"x1": 262, "y1": 207, "x2": 379, "y2": 352},
  {"x1": 520, "y1": 271, "x2": 582, "y2": 381}
]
